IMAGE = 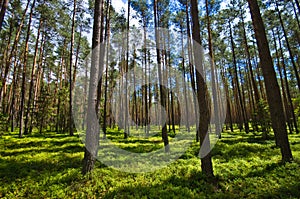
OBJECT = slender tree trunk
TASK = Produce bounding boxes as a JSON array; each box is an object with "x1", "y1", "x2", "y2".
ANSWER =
[
  {"x1": 0, "y1": 0, "x2": 30, "y2": 106},
  {"x1": 247, "y1": 0, "x2": 293, "y2": 162},
  {"x1": 69, "y1": 0, "x2": 76, "y2": 136},
  {"x1": 274, "y1": 0, "x2": 300, "y2": 91},
  {"x1": 154, "y1": 0, "x2": 169, "y2": 152},
  {"x1": 205, "y1": 0, "x2": 221, "y2": 138},
  {"x1": 191, "y1": 0, "x2": 214, "y2": 177},
  {"x1": 95, "y1": 0, "x2": 105, "y2": 115},
  {"x1": 186, "y1": 0, "x2": 199, "y2": 140},
  {"x1": 291, "y1": 0, "x2": 300, "y2": 30},
  {"x1": 275, "y1": 28, "x2": 299, "y2": 134},
  {"x1": 19, "y1": 0, "x2": 36, "y2": 138},
  {"x1": 9, "y1": 60, "x2": 20, "y2": 132},
  {"x1": 272, "y1": 29, "x2": 293, "y2": 136},
  {"x1": 0, "y1": 0, "x2": 8, "y2": 31},
  {"x1": 180, "y1": 28, "x2": 190, "y2": 132},
  {"x1": 57, "y1": 39, "x2": 66, "y2": 133},
  {"x1": 221, "y1": 69, "x2": 233, "y2": 132},
  {"x1": 24, "y1": 18, "x2": 42, "y2": 135},
  {"x1": 229, "y1": 19, "x2": 249, "y2": 134},
  {"x1": 240, "y1": 8, "x2": 260, "y2": 131},
  {"x1": 294, "y1": 0, "x2": 300, "y2": 21},
  {"x1": 103, "y1": 0, "x2": 111, "y2": 139}
]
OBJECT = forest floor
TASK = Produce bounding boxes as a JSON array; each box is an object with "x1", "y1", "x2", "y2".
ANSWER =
[{"x1": 0, "y1": 127, "x2": 299, "y2": 198}]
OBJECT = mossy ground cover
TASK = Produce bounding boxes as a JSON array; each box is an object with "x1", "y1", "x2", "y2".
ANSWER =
[{"x1": 0, "y1": 128, "x2": 299, "y2": 198}]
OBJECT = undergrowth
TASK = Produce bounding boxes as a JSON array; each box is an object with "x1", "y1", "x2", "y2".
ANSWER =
[{"x1": 0, "y1": 128, "x2": 299, "y2": 198}]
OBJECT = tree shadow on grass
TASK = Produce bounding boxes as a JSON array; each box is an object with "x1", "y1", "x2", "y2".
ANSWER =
[
  {"x1": 272, "y1": 182, "x2": 300, "y2": 198},
  {"x1": 103, "y1": 170, "x2": 217, "y2": 199},
  {"x1": 1, "y1": 142, "x2": 84, "y2": 157},
  {"x1": 0, "y1": 155, "x2": 82, "y2": 184},
  {"x1": 199, "y1": 141, "x2": 270, "y2": 163},
  {"x1": 3, "y1": 140, "x2": 49, "y2": 149},
  {"x1": 220, "y1": 135, "x2": 275, "y2": 146}
]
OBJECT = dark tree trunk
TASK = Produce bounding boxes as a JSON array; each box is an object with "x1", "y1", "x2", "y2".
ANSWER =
[
  {"x1": 69, "y1": 0, "x2": 76, "y2": 136},
  {"x1": 0, "y1": 0, "x2": 30, "y2": 106},
  {"x1": 247, "y1": 0, "x2": 293, "y2": 162},
  {"x1": 103, "y1": 0, "x2": 111, "y2": 139},
  {"x1": 24, "y1": 18, "x2": 42, "y2": 135},
  {"x1": 272, "y1": 29, "x2": 293, "y2": 137},
  {"x1": 191, "y1": 0, "x2": 214, "y2": 178},
  {"x1": 275, "y1": 28, "x2": 299, "y2": 134},
  {"x1": 19, "y1": 0, "x2": 36, "y2": 138},
  {"x1": 274, "y1": 1, "x2": 300, "y2": 91},
  {"x1": 228, "y1": 19, "x2": 249, "y2": 134},
  {"x1": 0, "y1": 0, "x2": 8, "y2": 31}
]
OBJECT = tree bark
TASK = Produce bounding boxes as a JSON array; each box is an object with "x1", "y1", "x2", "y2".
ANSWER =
[
  {"x1": 205, "y1": 0, "x2": 221, "y2": 138},
  {"x1": 0, "y1": 0, "x2": 8, "y2": 31},
  {"x1": 0, "y1": 0, "x2": 30, "y2": 107},
  {"x1": 69, "y1": 0, "x2": 76, "y2": 136},
  {"x1": 82, "y1": 0, "x2": 102, "y2": 175},
  {"x1": 154, "y1": 0, "x2": 169, "y2": 152},
  {"x1": 247, "y1": 0, "x2": 293, "y2": 162},
  {"x1": 24, "y1": 18, "x2": 42, "y2": 135},
  {"x1": 274, "y1": 1, "x2": 300, "y2": 91},
  {"x1": 191, "y1": 0, "x2": 214, "y2": 177},
  {"x1": 228, "y1": 19, "x2": 249, "y2": 134},
  {"x1": 19, "y1": 0, "x2": 36, "y2": 138},
  {"x1": 275, "y1": 28, "x2": 299, "y2": 134}
]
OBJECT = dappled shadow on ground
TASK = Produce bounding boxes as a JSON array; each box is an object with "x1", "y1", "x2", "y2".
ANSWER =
[
  {"x1": 103, "y1": 170, "x2": 217, "y2": 199},
  {"x1": 220, "y1": 133, "x2": 275, "y2": 145},
  {"x1": 102, "y1": 164, "x2": 300, "y2": 199},
  {"x1": 1, "y1": 144, "x2": 84, "y2": 156},
  {"x1": 0, "y1": 155, "x2": 82, "y2": 184},
  {"x1": 0, "y1": 133, "x2": 86, "y2": 187}
]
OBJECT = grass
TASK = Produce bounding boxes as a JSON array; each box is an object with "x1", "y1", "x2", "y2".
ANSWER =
[{"x1": 0, "y1": 128, "x2": 299, "y2": 198}]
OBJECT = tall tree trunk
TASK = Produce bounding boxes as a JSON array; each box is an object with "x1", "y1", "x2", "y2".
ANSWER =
[
  {"x1": 82, "y1": 0, "x2": 102, "y2": 175},
  {"x1": 247, "y1": 0, "x2": 293, "y2": 162},
  {"x1": 240, "y1": 7, "x2": 260, "y2": 131},
  {"x1": 154, "y1": 0, "x2": 169, "y2": 152},
  {"x1": 274, "y1": 0, "x2": 300, "y2": 91},
  {"x1": 191, "y1": 0, "x2": 214, "y2": 177},
  {"x1": 275, "y1": 28, "x2": 299, "y2": 134},
  {"x1": 19, "y1": 0, "x2": 36, "y2": 138},
  {"x1": 186, "y1": 0, "x2": 199, "y2": 140},
  {"x1": 69, "y1": 0, "x2": 76, "y2": 136},
  {"x1": 103, "y1": 0, "x2": 111, "y2": 139},
  {"x1": 124, "y1": 0, "x2": 130, "y2": 138},
  {"x1": 205, "y1": 0, "x2": 221, "y2": 138},
  {"x1": 0, "y1": 0, "x2": 30, "y2": 106},
  {"x1": 272, "y1": 29, "x2": 293, "y2": 136},
  {"x1": 221, "y1": 69, "x2": 233, "y2": 132},
  {"x1": 180, "y1": 27, "x2": 190, "y2": 132},
  {"x1": 95, "y1": 0, "x2": 105, "y2": 115},
  {"x1": 24, "y1": 18, "x2": 42, "y2": 135},
  {"x1": 229, "y1": 19, "x2": 249, "y2": 134},
  {"x1": 8, "y1": 60, "x2": 20, "y2": 132}
]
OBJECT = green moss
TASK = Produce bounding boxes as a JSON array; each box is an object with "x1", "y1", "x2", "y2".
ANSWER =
[{"x1": 0, "y1": 129, "x2": 299, "y2": 198}]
